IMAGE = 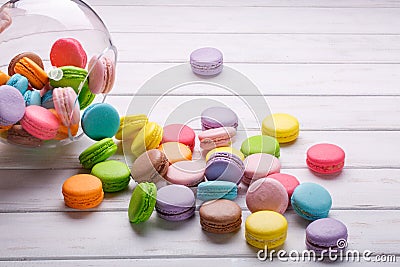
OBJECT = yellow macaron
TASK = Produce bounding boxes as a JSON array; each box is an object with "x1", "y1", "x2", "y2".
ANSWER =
[
  {"x1": 115, "y1": 114, "x2": 148, "y2": 140},
  {"x1": 131, "y1": 121, "x2": 163, "y2": 157},
  {"x1": 262, "y1": 113, "x2": 299, "y2": 143},
  {"x1": 205, "y1": 146, "x2": 245, "y2": 161},
  {"x1": 245, "y1": 210, "x2": 288, "y2": 249}
]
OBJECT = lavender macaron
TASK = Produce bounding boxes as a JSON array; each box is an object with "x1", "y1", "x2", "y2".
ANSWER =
[
  {"x1": 306, "y1": 218, "x2": 348, "y2": 253},
  {"x1": 201, "y1": 106, "x2": 238, "y2": 131},
  {"x1": 155, "y1": 184, "x2": 196, "y2": 221},
  {"x1": 205, "y1": 152, "x2": 245, "y2": 184},
  {"x1": 0, "y1": 85, "x2": 25, "y2": 126},
  {"x1": 190, "y1": 47, "x2": 223, "y2": 76}
]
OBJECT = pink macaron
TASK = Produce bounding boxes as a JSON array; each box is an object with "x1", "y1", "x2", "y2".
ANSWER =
[
  {"x1": 306, "y1": 143, "x2": 345, "y2": 174},
  {"x1": 242, "y1": 153, "x2": 281, "y2": 185},
  {"x1": 20, "y1": 105, "x2": 60, "y2": 140},
  {"x1": 246, "y1": 178, "x2": 288, "y2": 214},
  {"x1": 53, "y1": 87, "x2": 80, "y2": 126},
  {"x1": 50, "y1": 38, "x2": 87, "y2": 68},
  {"x1": 267, "y1": 173, "x2": 300, "y2": 199},
  {"x1": 88, "y1": 55, "x2": 115, "y2": 94},
  {"x1": 161, "y1": 124, "x2": 196, "y2": 152},
  {"x1": 198, "y1": 127, "x2": 236, "y2": 151},
  {"x1": 165, "y1": 160, "x2": 205, "y2": 187}
]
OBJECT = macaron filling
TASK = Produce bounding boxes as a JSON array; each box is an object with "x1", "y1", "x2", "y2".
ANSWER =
[{"x1": 306, "y1": 159, "x2": 344, "y2": 172}]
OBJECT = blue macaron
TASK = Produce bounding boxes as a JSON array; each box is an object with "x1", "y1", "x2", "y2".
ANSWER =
[
  {"x1": 197, "y1": 181, "x2": 237, "y2": 201},
  {"x1": 6, "y1": 74, "x2": 29, "y2": 95},
  {"x1": 23, "y1": 90, "x2": 41, "y2": 106},
  {"x1": 81, "y1": 103, "x2": 120, "y2": 141},
  {"x1": 205, "y1": 152, "x2": 244, "y2": 184},
  {"x1": 291, "y1": 182, "x2": 332, "y2": 221},
  {"x1": 41, "y1": 90, "x2": 54, "y2": 109}
]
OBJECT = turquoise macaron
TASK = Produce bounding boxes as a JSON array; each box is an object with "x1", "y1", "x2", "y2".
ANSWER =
[
  {"x1": 291, "y1": 182, "x2": 332, "y2": 221},
  {"x1": 23, "y1": 90, "x2": 41, "y2": 106},
  {"x1": 6, "y1": 74, "x2": 29, "y2": 95},
  {"x1": 197, "y1": 181, "x2": 238, "y2": 201},
  {"x1": 81, "y1": 103, "x2": 120, "y2": 141}
]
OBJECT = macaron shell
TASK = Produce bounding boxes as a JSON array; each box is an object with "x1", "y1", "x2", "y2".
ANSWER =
[
  {"x1": 50, "y1": 38, "x2": 87, "y2": 68},
  {"x1": 165, "y1": 160, "x2": 205, "y2": 186},
  {"x1": 131, "y1": 122, "x2": 163, "y2": 158},
  {"x1": 307, "y1": 143, "x2": 345, "y2": 174},
  {"x1": 115, "y1": 114, "x2": 148, "y2": 140},
  {"x1": 242, "y1": 153, "x2": 281, "y2": 185},
  {"x1": 79, "y1": 138, "x2": 118, "y2": 169},
  {"x1": 0, "y1": 85, "x2": 25, "y2": 126},
  {"x1": 201, "y1": 106, "x2": 238, "y2": 130},
  {"x1": 190, "y1": 47, "x2": 223, "y2": 76},
  {"x1": 24, "y1": 90, "x2": 42, "y2": 106},
  {"x1": 246, "y1": 178, "x2": 289, "y2": 214},
  {"x1": 267, "y1": 173, "x2": 300, "y2": 198},
  {"x1": 205, "y1": 146, "x2": 245, "y2": 161},
  {"x1": 14, "y1": 57, "x2": 48, "y2": 89},
  {"x1": 128, "y1": 182, "x2": 157, "y2": 223},
  {"x1": 6, "y1": 74, "x2": 29, "y2": 94},
  {"x1": 0, "y1": 71, "x2": 10, "y2": 85},
  {"x1": 53, "y1": 87, "x2": 80, "y2": 126},
  {"x1": 205, "y1": 152, "x2": 244, "y2": 184},
  {"x1": 20, "y1": 105, "x2": 60, "y2": 140},
  {"x1": 241, "y1": 135, "x2": 280, "y2": 158},
  {"x1": 158, "y1": 142, "x2": 192, "y2": 164},
  {"x1": 91, "y1": 160, "x2": 131, "y2": 192},
  {"x1": 161, "y1": 124, "x2": 196, "y2": 151},
  {"x1": 199, "y1": 127, "x2": 236, "y2": 150},
  {"x1": 306, "y1": 218, "x2": 348, "y2": 251},
  {"x1": 262, "y1": 113, "x2": 300, "y2": 143},
  {"x1": 88, "y1": 56, "x2": 115, "y2": 94},
  {"x1": 8, "y1": 52, "x2": 44, "y2": 76},
  {"x1": 197, "y1": 181, "x2": 238, "y2": 201},
  {"x1": 131, "y1": 149, "x2": 169, "y2": 185}
]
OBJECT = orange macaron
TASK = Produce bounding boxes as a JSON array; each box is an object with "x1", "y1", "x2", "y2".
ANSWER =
[
  {"x1": 158, "y1": 142, "x2": 192, "y2": 164},
  {"x1": 62, "y1": 174, "x2": 104, "y2": 210}
]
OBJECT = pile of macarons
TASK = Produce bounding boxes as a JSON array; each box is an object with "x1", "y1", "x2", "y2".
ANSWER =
[
  {"x1": 0, "y1": 37, "x2": 116, "y2": 147},
  {"x1": 60, "y1": 47, "x2": 348, "y2": 254}
]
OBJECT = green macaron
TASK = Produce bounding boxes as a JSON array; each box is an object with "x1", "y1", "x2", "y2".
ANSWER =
[
  {"x1": 91, "y1": 160, "x2": 131, "y2": 192},
  {"x1": 241, "y1": 135, "x2": 280, "y2": 157},
  {"x1": 79, "y1": 138, "x2": 118, "y2": 169},
  {"x1": 50, "y1": 66, "x2": 95, "y2": 109},
  {"x1": 128, "y1": 182, "x2": 157, "y2": 224}
]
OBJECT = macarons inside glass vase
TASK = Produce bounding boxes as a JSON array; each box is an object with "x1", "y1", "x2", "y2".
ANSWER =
[{"x1": 0, "y1": 0, "x2": 118, "y2": 148}]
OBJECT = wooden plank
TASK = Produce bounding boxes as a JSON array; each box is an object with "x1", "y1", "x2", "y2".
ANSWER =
[
  {"x1": 113, "y1": 33, "x2": 400, "y2": 63},
  {"x1": 87, "y1": 0, "x2": 400, "y2": 8},
  {"x1": 1, "y1": 210, "x2": 399, "y2": 259},
  {"x1": 94, "y1": 6, "x2": 400, "y2": 34},
  {"x1": 0, "y1": 169, "x2": 398, "y2": 212},
  {"x1": 111, "y1": 63, "x2": 400, "y2": 96},
  {"x1": 1, "y1": 130, "x2": 399, "y2": 170}
]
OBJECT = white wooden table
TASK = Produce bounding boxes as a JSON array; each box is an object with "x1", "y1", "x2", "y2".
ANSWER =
[{"x1": 1, "y1": 0, "x2": 399, "y2": 266}]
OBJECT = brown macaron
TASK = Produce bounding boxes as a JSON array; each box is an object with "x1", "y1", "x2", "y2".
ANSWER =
[
  {"x1": 199, "y1": 199, "x2": 242, "y2": 234},
  {"x1": 8, "y1": 52, "x2": 44, "y2": 76},
  {"x1": 131, "y1": 149, "x2": 169, "y2": 185},
  {"x1": 7, "y1": 125, "x2": 43, "y2": 147}
]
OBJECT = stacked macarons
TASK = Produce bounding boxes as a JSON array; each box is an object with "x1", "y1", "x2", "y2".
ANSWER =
[{"x1": 0, "y1": 37, "x2": 117, "y2": 147}]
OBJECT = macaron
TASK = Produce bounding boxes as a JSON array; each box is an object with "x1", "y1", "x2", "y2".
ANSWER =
[
  {"x1": 165, "y1": 160, "x2": 205, "y2": 186},
  {"x1": 161, "y1": 124, "x2": 196, "y2": 151},
  {"x1": 14, "y1": 57, "x2": 48, "y2": 89},
  {"x1": 155, "y1": 184, "x2": 196, "y2": 221},
  {"x1": 6, "y1": 74, "x2": 29, "y2": 95},
  {"x1": 197, "y1": 181, "x2": 237, "y2": 201},
  {"x1": 81, "y1": 103, "x2": 120, "y2": 141},
  {"x1": 158, "y1": 142, "x2": 192, "y2": 164},
  {"x1": 306, "y1": 218, "x2": 348, "y2": 253},
  {"x1": 79, "y1": 138, "x2": 118, "y2": 169},
  {"x1": 48, "y1": 109, "x2": 79, "y2": 140},
  {"x1": 267, "y1": 173, "x2": 300, "y2": 199},
  {"x1": 240, "y1": 135, "x2": 280, "y2": 158},
  {"x1": 205, "y1": 146, "x2": 245, "y2": 161},
  {"x1": 0, "y1": 125, "x2": 12, "y2": 134},
  {"x1": 306, "y1": 143, "x2": 345, "y2": 174},
  {"x1": 88, "y1": 55, "x2": 115, "y2": 94},
  {"x1": 199, "y1": 199, "x2": 242, "y2": 234},
  {"x1": 91, "y1": 160, "x2": 131, "y2": 192},
  {"x1": 41, "y1": 89, "x2": 54, "y2": 109},
  {"x1": 0, "y1": 71, "x2": 10, "y2": 85},
  {"x1": 0, "y1": 85, "x2": 25, "y2": 126},
  {"x1": 262, "y1": 113, "x2": 300, "y2": 143},
  {"x1": 0, "y1": 9, "x2": 11, "y2": 33},
  {"x1": 198, "y1": 127, "x2": 236, "y2": 151},
  {"x1": 242, "y1": 153, "x2": 281, "y2": 186},
  {"x1": 115, "y1": 114, "x2": 148, "y2": 140},
  {"x1": 131, "y1": 122, "x2": 163, "y2": 158},
  {"x1": 23, "y1": 90, "x2": 42, "y2": 106},
  {"x1": 131, "y1": 149, "x2": 169, "y2": 185},
  {"x1": 291, "y1": 182, "x2": 332, "y2": 221},
  {"x1": 62, "y1": 174, "x2": 104, "y2": 210},
  {"x1": 190, "y1": 47, "x2": 223, "y2": 76},
  {"x1": 201, "y1": 106, "x2": 238, "y2": 130},
  {"x1": 53, "y1": 87, "x2": 80, "y2": 126},
  {"x1": 8, "y1": 52, "x2": 44, "y2": 76},
  {"x1": 246, "y1": 178, "x2": 289, "y2": 214},
  {"x1": 49, "y1": 66, "x2": 94, "y2": 109},
  {"x1": 245, "y1": 210, "x2": 288, "y2": 249},
  {"x1": 6, "y1": 125, "x2": 43, "y2": 148},
  {"x1": 205, "y1": 152, "x2": 245, "y2": 184},
  {"x1": 20, "y1": 105, "x2": 60, "y2": 140},
  {"x1": 50, "y1": 38, "x2": 87, "y2": 68},
  {"x1": 128, "y1": 182, "x2": 157, "y2": 223}
]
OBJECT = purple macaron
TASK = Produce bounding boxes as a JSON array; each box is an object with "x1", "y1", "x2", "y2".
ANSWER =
[
  {"x1": 205, "y1": 152, "x2": 245, "y2": 184},
  {"x1": 201, "y1": 106, "x2": 238, "y2": 131},
  {"x1": 0, "y1": 85, "x2": 26, "y2": 126},
  {"x1": 190, "y1": 47, "x2": 223, "y2": 76},
  {"x1": 306, "y1": 218, "x2": 348, "y2": 253},
  {"x1": 155, "y1": 184, "x2": 196, "y2": 221}
]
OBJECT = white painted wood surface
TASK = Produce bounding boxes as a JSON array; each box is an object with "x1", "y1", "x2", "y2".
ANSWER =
[{"x1": 1, "y1": 0, "x2": 399, "y2": 265}]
